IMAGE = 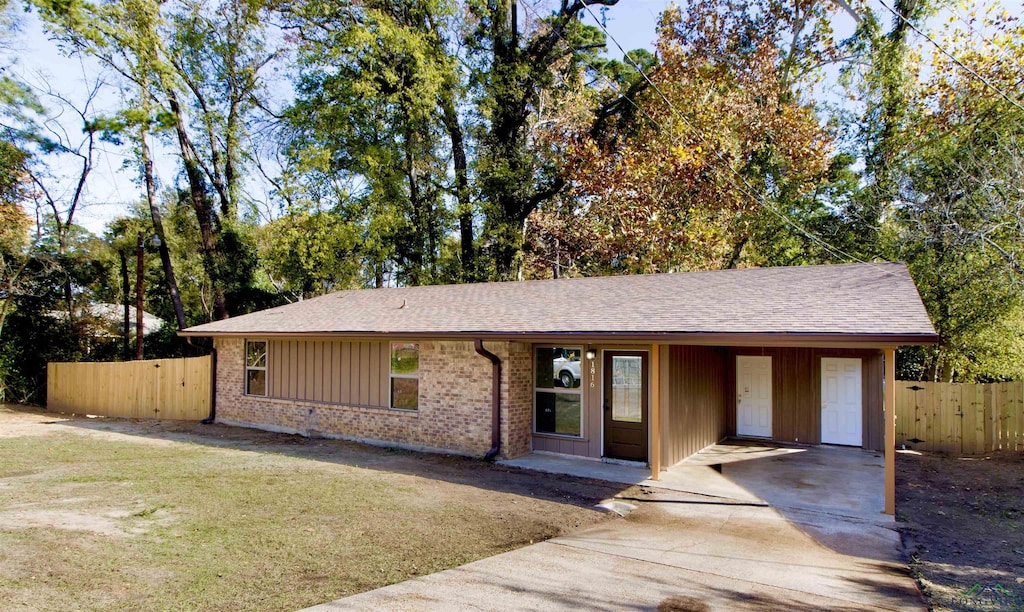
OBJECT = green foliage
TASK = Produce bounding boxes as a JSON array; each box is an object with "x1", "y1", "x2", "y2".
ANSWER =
[
  {"x1": 390, "y1": 344, "x2": 419, "y2": 375},
  {"x1": 281, "y1": 0, "x2": 457, "y2": 286},
  {"x1": 260, "y1": 209, "x2": 360, "y2": 298}
]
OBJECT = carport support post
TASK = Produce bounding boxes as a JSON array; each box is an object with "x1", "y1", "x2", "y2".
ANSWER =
[
  {"x1": 884, "y1": 348, "x2": 896, "y2": 516},
  {"x1": 649, "y1": 344, "x2": 663, "y2": 481}
]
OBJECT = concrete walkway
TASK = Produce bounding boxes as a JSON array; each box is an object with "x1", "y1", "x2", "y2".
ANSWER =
[{"x1": 305, "y1": 445, "x2": 924, "y2": 611}]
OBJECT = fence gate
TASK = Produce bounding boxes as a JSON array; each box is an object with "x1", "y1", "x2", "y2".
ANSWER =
[{"x1": 895, "y1": 381, "x2": 1024, "y2": 454}]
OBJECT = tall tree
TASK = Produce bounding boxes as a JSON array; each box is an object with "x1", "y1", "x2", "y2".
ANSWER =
[
  {"x1": 282, "y1": 0, "x2": 456, "y2": 287},
  {"x1": 467, "y1": 0, "x2": 618, "y2": 279},
  {"x1": 35, "y1": 0, "x2": 281, "y2": 319},
  {"x1": 528, "y1": 0, "x2": 844, "y2": 277},
  {"x1": 884, "y1": 4, "x2": 1024, "y2": 381},
  {"x1": 841, "y1": 0, "x2": 936, "y2": 257}
]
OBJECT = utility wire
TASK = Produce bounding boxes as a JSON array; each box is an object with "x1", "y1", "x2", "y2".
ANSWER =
[
  {"x1": 876, "y1": 0, "x2": 1024, "y2": 113},
  {"x1": 571, "y1": 0, "x2": 880, "y2": 268}
]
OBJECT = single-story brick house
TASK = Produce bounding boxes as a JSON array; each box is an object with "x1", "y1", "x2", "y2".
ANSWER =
[{"x1": 180, "y1": 262, "x2": 937, "y2": 514}]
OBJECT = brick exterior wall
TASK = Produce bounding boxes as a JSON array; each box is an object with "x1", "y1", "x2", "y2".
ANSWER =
[
  {"x1": 214, "y1": 337, "x2": 533, "y2": 459},
  {"x1": 501, "y1": 342, "x2": 533, "y2": 459}
]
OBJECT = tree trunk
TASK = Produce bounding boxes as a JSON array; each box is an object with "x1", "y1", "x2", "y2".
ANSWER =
[
  {"x1": 165, "y1": 91, "x2": 230, "y2": 320},
  {"x1": 440, "y1": 88, "x2": 474, "y2": 280},
  {"x1": 141, "y1": 124, "x2": 188, "y2": 330},
  {"x1": 119, "y1": 250, "x2": 130, "y2": 361},
  {"x1": 136, "y1": 233, "x2": 145, "y2": 360}
]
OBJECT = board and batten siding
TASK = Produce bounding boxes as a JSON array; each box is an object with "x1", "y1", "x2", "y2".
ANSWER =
[
  {"x1": 265, "y1": 339, "x2": 390, "y2": 407},
  {"x1": 661, "y1": 345, "x2": 728, "y2": 467},
  {"x1": 725, "y1": 347, "x2": 884, "y2": 451}
]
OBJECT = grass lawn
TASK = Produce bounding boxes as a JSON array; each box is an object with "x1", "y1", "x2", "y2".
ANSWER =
[{"x1": 0, "y1": 407, "x2": 620, "y2": 611}]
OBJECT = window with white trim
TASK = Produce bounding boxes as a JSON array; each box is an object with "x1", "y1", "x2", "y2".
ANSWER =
[
  {"x1": 390, "y1": 342, "x2": 419, "y2": 410},
  {"x1": 245, "y1": 340, "x2": 267, "y2": 396},
  {"x1": 534, "y1": 346, "x2": 582, "y2": 436}
]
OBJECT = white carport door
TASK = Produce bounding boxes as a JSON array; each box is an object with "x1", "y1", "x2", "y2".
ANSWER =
[
  {"x1": 736, "y1": 356, "x2": 772, "y2": 438},
  {"x1": 821, "y1": 357, "x2": 862, "y2": 446}
]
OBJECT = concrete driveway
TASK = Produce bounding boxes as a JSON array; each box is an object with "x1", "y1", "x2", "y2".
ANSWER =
[{"x1": 306, "y1": 445, "x2": 925, "y2": 611}]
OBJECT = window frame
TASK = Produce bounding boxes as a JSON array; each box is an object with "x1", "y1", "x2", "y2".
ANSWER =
[
  {"x1": 244, "y1": 339, "x2": 268, "y2": 397},
  {"x1": 532, "y1": 345, "x2": 585, "y2": 439},
  {"x1": 389, "y1": 342, "x2": 420, "y2": 411}
]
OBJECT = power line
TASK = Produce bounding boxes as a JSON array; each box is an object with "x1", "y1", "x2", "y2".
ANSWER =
[
  {"x1": 569, "y1": 0, "x2": 880, "y2": 268},
  {"x1": 875, "y1": 0, "x2": 1024, "y2": 114}
]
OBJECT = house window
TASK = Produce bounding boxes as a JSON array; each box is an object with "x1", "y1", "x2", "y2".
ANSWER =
[
  {"x1": 245, "y1": 340, "x2": 267, "y2": 396},
  {"x1": 390, "y1": 342, "x2": 419, "y2": 410},
  {"x1": 534, "y1": 346, "x2": 583, "y2": 437}
]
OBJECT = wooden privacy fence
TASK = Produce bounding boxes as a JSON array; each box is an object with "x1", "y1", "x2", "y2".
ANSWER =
[
  {"x1": 895, "y1": 380, "x2": 1024, "y2": 454},
  {"x1": 47, "y1": 356, "x2": 212, "y2": 420}
]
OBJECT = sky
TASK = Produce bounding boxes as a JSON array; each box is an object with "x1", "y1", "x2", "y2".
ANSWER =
[
  {"x1": 3, "y1": 0, "x2": 981, "y2": 235},
  {"x1": 12, "y1": 11, "x2": 161, "y2": 235}
]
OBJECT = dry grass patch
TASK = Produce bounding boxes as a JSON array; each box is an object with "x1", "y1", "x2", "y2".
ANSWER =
[{"x1": 0, "y1": 409, "x2": 620, "y2": 611}]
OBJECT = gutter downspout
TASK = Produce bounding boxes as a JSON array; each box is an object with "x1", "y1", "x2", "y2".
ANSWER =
[{"x1": 474, "y1": 339, "x2": 502, "y2": 461}]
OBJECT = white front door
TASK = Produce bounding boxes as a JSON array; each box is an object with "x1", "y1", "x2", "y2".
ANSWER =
[
  {"x1": 821, "y1": 357, "x2": 863, "y2": 446},
  {"x1": 736, "y1": 356, "x2": 772, "y2": 438}
]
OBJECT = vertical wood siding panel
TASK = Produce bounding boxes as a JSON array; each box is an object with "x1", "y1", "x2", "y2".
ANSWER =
[
  {"x1": 664, "y1": 345, "x2": 726, "y2": 466},
  {"x1": 286, "y1": 341, "x2": 296, "y2": 398},
  {"x1": 296, "y1": 341, "x2": 306, "y2": 400},
  {"x1": 325, "y1": 341, "x2": 334, "y2": 404},
  {"x1": 805, "y1": 349, "x2": 815, "y2": 442},
  {"x1": 287, "y1": 341, "x2": 297, "y2": 399},
  {"x1": 352, "y1": 340, "x2": 360, "y2": 405},
  {"x1": 285, "y1": 340, "x2": 292, "y2": 398},
  {"x1": 334, "y1": 341, "x2": 343, "y2": 404},
  {"x1": 303, "y1": 339, "x2": 315, "y2": 403},
  {"x1": 313, "y1": 341, "x2": 324, "y2": 402},
  {"x1": 277, "y1": 340, "x2": 286, "y2": 398},
  {"x1": 283, "y1": 340, "x2": 291, "y2": 398},
  {"x1": 309, "y1": 341, "x2": 318, "y2": 402},
  {"x1": 338, "y1": 341, "x2": 347, "y2": 404},
  {"x1": 659, "y1": 345, "x2": 671, "y2": 468},
  {"x1": 275, "y1": 340, "x2": 285, "y2": 398},
  {"x1": 340, "y1": 342, "x2": 351, "y2": 404},
  {"x1": 381, "y1": 342, "x2": 391, "y2": 407},
  {"x1": 725, "y1": 349, "x2": 737, "y2": 437},
  {"x1": 298, "y1": 340, "x2": 307, "y2": 399},
  {"x1": 315, "y1": 341, "x2": 324, "y2": 402},
  {"x1": 359, "y1": 342, "x2": 371, "y2": 406},
  {"x1": 368, "y1": 342, "x2": 380, "y2": 407},
  {"x1": 774, "y1": 349, "x2": 787, "y2": 442}
]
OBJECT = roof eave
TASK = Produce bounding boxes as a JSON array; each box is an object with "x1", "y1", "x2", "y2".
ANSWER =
[{"x1": 178, "y1": 329, "x2": 939, "y2": 348}]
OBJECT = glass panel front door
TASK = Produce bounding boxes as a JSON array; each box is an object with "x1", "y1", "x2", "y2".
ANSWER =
[{"x1": 603, "y1": 351, "x2": 649, "y2": 462}]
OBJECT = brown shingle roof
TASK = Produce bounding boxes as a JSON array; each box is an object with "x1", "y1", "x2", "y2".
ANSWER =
[{"x1": 180, "y1": 262, "x2": 937, "y2": 344}]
